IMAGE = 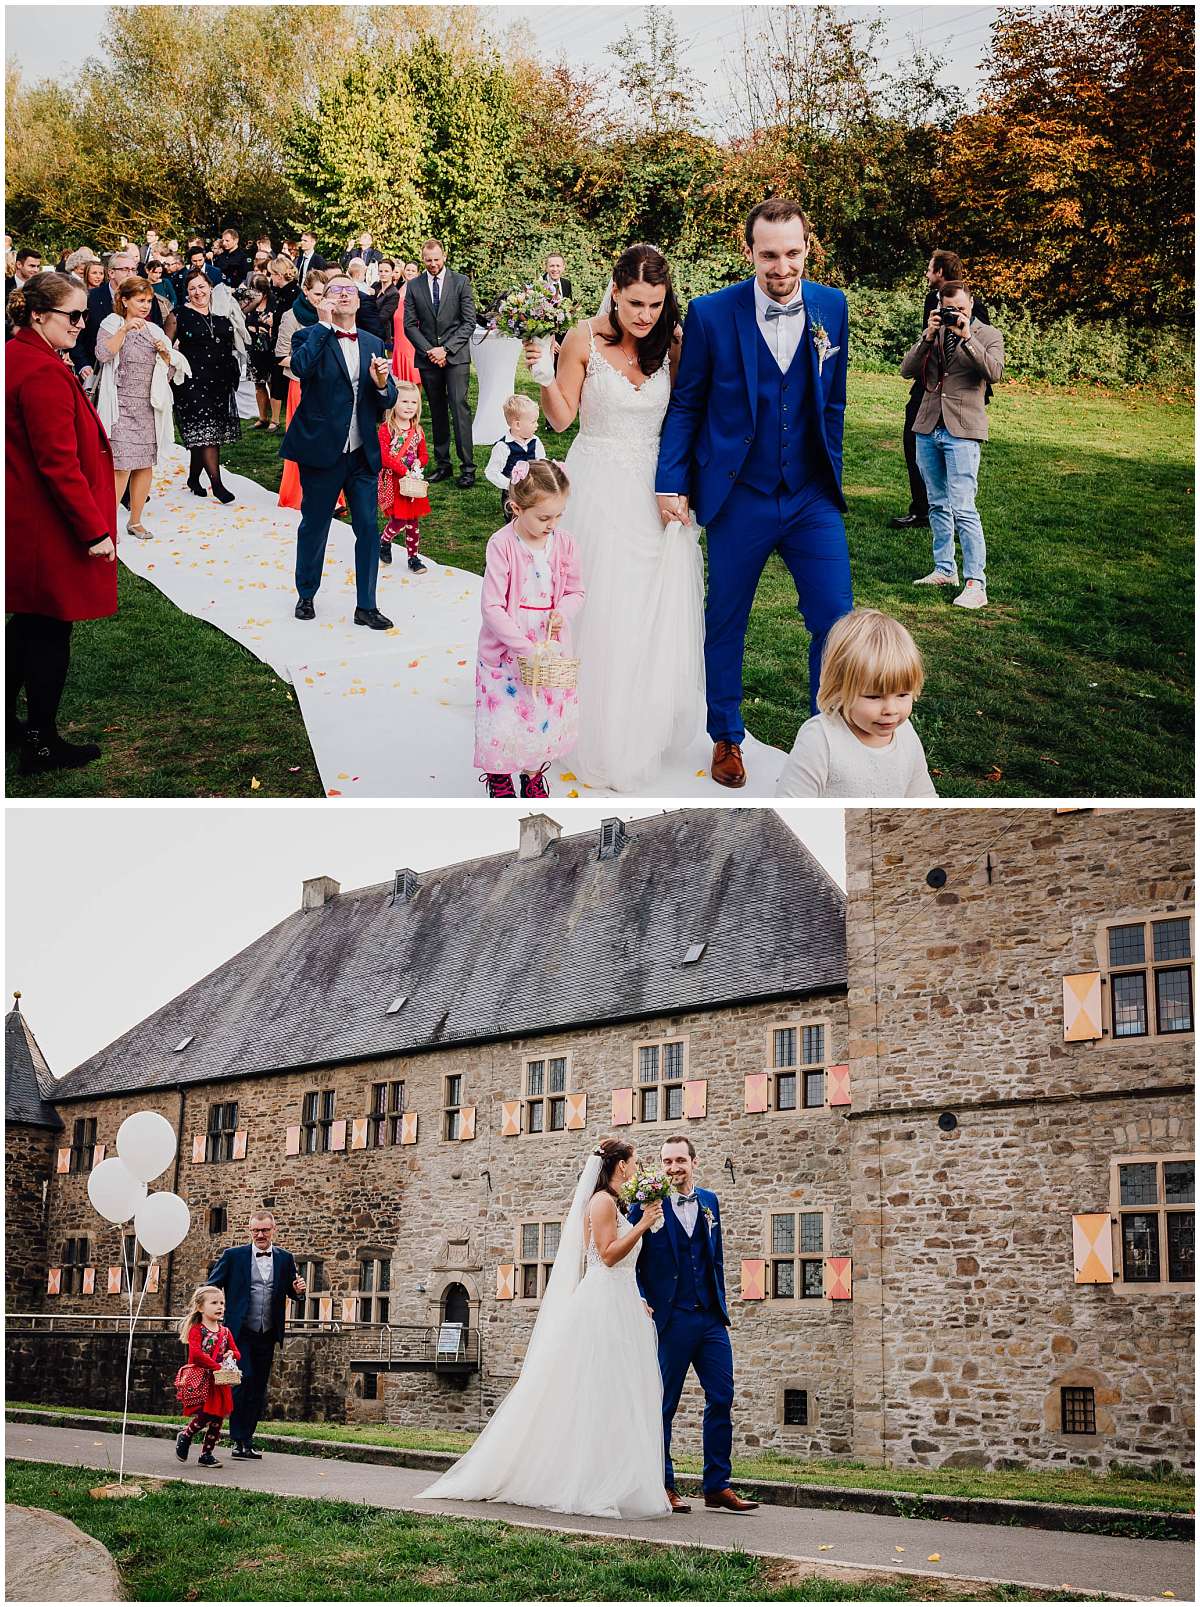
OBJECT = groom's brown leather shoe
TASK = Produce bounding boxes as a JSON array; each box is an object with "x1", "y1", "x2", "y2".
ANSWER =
[
  {"x1": 704, "y1": 1487, "x2": 759, "y2": 1512},
  {"x1": 666, "y1": 1487, "x2": 692, "y2": 1514},
  {"x1": 711, "y1": 741, "x2": 746, "y2": 789}
]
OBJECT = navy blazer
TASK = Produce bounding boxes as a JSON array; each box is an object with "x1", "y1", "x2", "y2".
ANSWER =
[
  {"x1": 655, "y1": 276, "x2": 849, "y2": 528},
  {"x1": 208, "y1": 1243, "x2": 303, "y2": 1348},
  {"x1": 279, "y1": 323, "x2": 397, "y2": 473},
  {"x1": 629, "y1": 1186, "x2": 731, "y2": 1337}
]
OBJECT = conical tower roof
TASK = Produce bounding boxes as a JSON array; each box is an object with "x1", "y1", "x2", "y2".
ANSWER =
[{"x1": 5, "y1": 994, "x2": 64, "y2": 1129}]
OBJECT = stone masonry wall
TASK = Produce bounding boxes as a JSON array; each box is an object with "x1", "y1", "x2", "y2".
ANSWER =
[
  {"x1": 5, "y1": 1123, "x2": 56, "y2": 1312},
  {"x1": 35, "y1": 991, "x2": 852, "y2": 1461},
  {"x1": 844, "y1": 808, "x2": 1194, "y2": 1472}
]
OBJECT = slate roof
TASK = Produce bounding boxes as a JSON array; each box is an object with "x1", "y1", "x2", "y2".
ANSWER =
[
  {"x1": 6, "y1": 1002, "x2": 65, "y2": 1128},
  {"x1": 50, "y1": 810, "x2": 847, "y2": 1103}
]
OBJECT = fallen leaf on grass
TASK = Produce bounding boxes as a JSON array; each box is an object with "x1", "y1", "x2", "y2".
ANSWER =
[
  {"x1": 984, "y1": 765, "x2": 1003, "y2": 782},
  {"x1": 288, "y1": 766, "x2": 301, "y2": 773},
  {"x1": 250, "y1": 777, "x2": 261, "y2": 791},
  {"x1": 1038, "y1": 755, "x2": 1060, "y2": 765}
]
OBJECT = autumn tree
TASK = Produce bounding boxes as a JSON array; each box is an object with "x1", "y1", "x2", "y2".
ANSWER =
[{"x1": 610, "y1": 6, "x2": 702, "y2": 134}]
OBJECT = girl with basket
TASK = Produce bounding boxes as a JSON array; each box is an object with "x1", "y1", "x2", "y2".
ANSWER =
[
  {"x1": 377, "y1": 381, "x2": 430, "y2": 573},
  {"x1": 474, "y1": 459, "x2": 584, "y2": 799},
  {"x1": 174, "y1": 1284, "x2": 242, "y2": 1468}
]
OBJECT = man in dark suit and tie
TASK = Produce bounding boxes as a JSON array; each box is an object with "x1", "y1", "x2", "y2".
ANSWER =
[
  {"x1": 543, "y1": 252, "x2": 572, "y2": 303},
  {"x1": 281, "y1": 270, "x2": 398, "y2": 626},
  {"x1": 208, "y1": 1209, "x2": 307, "y2": 1459},
  {"x1": 295, "y1": 231, "x2": 328, "y2": 284},
  {"x1": 403, "y1": 237, "x2": 477, "y2": 487}
]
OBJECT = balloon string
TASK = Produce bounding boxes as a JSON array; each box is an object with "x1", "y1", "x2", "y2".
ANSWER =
[{"x1": 118, "y1": 1247, "x2": 153, "y2": 1484}]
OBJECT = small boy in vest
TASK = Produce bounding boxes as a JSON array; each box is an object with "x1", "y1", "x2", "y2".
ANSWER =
[{"x1": 484, "y1": 394, "x2": 546, "y2": 516}]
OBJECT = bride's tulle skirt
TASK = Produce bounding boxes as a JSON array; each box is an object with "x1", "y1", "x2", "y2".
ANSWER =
[
  {"x1": 419, "y1": 1265, "x2": 670, "y2": 1520},
  {"x1": 565, "y1": 435, "x2": 706, "y2": 793}
]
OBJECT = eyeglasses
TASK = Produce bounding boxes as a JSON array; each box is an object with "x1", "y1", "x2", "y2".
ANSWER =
[
  {"x1": 49, "y1": 309, "x2": 87, "y2": 326},
  {"x1": 326, "y1": 287, "x2": 358, "y2": 298}
]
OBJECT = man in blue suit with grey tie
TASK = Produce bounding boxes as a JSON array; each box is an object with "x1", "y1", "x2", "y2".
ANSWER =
[
  {"x1": 655, "y1": 198, "x2": 854, "y2": 791},
  {"x1": 281, "y1": 270, "x2": 397, "y2": 627}
]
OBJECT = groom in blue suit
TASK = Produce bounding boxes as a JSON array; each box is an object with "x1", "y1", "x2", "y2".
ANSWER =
[
  {"x1": 656, "y1": 197, "x2": 854, "y2": 789},
  {"x1": 629, "y1": 1136, "x2": 759, "y2": 1514},
  {"x1": 282, "y1": 270, "x2": 397, "y2": 627}
]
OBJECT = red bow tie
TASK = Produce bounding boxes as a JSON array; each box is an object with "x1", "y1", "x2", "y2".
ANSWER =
[{"x1": 335, "y1": 330, "x2": 358, "y2": 342}]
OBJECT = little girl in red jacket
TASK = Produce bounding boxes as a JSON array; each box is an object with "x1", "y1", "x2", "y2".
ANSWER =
[
  {"x1": 174, "y1": 1284, "x2": 241, "y2": 1468},
  {"x1": 378, "y1": 381, "x2": 430, "y2": 573}
]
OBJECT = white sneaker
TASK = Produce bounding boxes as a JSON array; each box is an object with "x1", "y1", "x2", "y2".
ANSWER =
[
  {"x1": 954, "y1": 580, "x2": 988, "y2": 609},
  {"x1": 913, "y1": 569, "x2": 959, "y2": 586}
]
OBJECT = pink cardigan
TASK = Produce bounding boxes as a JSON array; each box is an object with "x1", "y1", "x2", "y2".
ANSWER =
[{"x1": 477, "y1": 522, "x2": 585, "y2": 668}]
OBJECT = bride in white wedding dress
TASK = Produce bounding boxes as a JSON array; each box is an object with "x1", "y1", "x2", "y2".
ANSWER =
[
  {"x1": 525, "y1": 245, "x2": 705, "y2": 793},
  {"x1": 417, "y1": 1137, "x2": 671, "y2": 1520}
]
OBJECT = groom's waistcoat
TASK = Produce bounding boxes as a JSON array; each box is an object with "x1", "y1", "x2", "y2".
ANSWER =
[
  {"x1": 738, "y1": 329, "x2": 824, "y2": 498},
  {"x1": 672, "y1": 1212, "x2": 722, "y2": 1314}
]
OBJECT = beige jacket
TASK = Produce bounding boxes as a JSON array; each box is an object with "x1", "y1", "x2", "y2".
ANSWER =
[{"x1": 900, "y1": 320, "x2": 1004, "y2": 441}]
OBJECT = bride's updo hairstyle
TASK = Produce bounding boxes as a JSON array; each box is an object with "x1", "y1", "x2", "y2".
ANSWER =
[
  {"x1": 602, "y1": 244, "x2": 679, "y2": 378},
  {"x1": 591, "y1": 1135, "x2": 634, "y2": 1206}
]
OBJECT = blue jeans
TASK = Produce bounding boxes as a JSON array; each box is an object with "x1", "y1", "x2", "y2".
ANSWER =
[{"x1": 915, "y1": 426, "x2": 986, "y2": 585}]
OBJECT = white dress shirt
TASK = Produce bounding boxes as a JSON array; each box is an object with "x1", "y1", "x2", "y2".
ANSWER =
[
  {"x1": 753, "y1": 278, "x2": 806, "y2": 374},
  {"x1": 253, "y1": 1249, "x2": 274, "y2": 1285},
  {"x1": 426, "y1": 268, "x2": 447, "y2": 305},
  {"x1": 335, "y1": 329, "x2": 363, "y2": 454},
  {"x1": 671, "y1": 1192, "x2": 700, "y2": 1237},
  {"x1": 484, "y1": 433, "x2": 547, "y2": 492}
]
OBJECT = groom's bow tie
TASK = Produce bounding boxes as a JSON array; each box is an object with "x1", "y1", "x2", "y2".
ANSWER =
[
  {"x1": 764, "y1": 301, "x2": 804, "y2": 320},
  {"x1": 675, "y1": 1192, "x2": 697, "y2": 1205}
]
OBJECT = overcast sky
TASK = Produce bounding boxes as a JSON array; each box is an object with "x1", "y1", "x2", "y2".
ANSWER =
[
  {"x1": 6, "y1": 805, "x2": 845, "y2": 1078},
  {"x1": 6, "y1": 3, "x2": 1003, "y2": 116}
]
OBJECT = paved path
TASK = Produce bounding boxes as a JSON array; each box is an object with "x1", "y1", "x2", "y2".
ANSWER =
[
  {"x1": 5, "y1": 1504, "x2": 121, "y2": 1601},
  {"x1": 8, "y1": 1423, "x2": 1192, "y2": 1601}
]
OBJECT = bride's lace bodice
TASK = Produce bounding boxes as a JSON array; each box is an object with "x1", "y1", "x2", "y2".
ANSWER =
[
  {"x1": 585, "y1": 1209, "x2": 642, "y2": 1280},
  {"x1": 572, "y1": 341, "x2": 670, "y2": 463}
]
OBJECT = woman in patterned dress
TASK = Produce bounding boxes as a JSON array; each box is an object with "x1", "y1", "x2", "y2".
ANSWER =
[
  {"x1": 173, "y1": 269, "x2": 240, "y2": 503},
  {"x1": 95, "y1": 275, "x2": 180, "y2": 539}
]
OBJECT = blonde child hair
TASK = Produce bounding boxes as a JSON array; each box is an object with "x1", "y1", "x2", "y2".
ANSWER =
[
  {"x1": 502, "y1": 393, "x2": 538, "y2": 427},
  {"x1": 816, "y1": 609, "x2": 925, "y2": 718},
  {"x1": 385, "y1": 381, "x2": 421, "y2": 441},
  {"x1": 178, "y1": 1283, "x2": 224, "y2": 1344},
  {"x1": 507, "y1": 458, "x2": 569, "y2": 513}
]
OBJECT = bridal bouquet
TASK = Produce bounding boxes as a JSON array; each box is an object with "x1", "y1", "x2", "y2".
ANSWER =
[
  {"x1": 490, "y1": 282, "x2": 574, "y2": 343},
  {"x1": 619, "y1": 1166, "x2": 672, "y2": 1231}
]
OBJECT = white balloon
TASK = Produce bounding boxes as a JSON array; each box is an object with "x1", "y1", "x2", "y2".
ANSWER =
[
  {"x1": 116, "y1": 1110, "x2": 178, "y2": 1183},
  {"x1": 86, "y1": 1157, "x2": 147, "y2": 1224},
  {"x1": 134, "y1": 1191, "x2": 191, "y2": 1257}
]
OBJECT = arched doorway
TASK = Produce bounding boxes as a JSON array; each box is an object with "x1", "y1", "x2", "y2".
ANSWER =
[{"x1": 442, "y1": 1281, "x2": 470, "y2": 1332}]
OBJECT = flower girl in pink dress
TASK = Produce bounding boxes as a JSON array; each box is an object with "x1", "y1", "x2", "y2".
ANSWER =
[{"x1": 474, "y1": 460, "x2": 584, "y2": 799}]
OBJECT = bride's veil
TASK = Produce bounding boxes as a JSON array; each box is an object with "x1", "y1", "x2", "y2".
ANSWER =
[{"x1": 521, "y1": 1149, "x2": 603, "y2": 1373}]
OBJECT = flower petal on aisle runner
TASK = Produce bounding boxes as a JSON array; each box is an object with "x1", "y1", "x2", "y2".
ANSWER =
[{"x1": 127, "y1": 447, "x2": 786, "y2": 798}]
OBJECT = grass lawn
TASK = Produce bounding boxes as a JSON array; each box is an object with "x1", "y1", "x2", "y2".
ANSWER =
[
  {"x1": 12, "y1": 1405, "x2": 1191, "y2": 1514},
  {"x1": 4, "y1": 1461, "x2": 1106, "y2": 1602},
  {"x1": 8, "y1": 368, "x2": 1191, "y2": 798}
]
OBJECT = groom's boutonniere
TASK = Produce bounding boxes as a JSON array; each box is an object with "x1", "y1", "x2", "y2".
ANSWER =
[
  {"x1": 812, "y1": 318, "x2": 840, "y2": 377},
  {"x1": 701, "y1": 1205, "x2": 716, "y2": 1234}
]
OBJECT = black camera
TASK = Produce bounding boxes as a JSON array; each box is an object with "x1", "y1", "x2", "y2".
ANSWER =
[{"x1": 938, "y1": 300, "x2": 967, "y2": 333}]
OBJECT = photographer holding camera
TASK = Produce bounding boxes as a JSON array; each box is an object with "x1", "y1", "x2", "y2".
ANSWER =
[
  {"x1": 899, "y1": 280, "x2": 1004, "y2": 610},
  {"x1": 891, "y1": 251, "x2": 991, "y2": 532}
]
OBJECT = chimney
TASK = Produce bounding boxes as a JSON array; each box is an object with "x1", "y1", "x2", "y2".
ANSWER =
[
  {"x1": 518, "y1": 813, "x2": 562, "y2": 861},
  {"x1": 391, "y1": 868, "x2": 419, "y2": 904},
  {"x1": 301, "y1": 876, "x2": 340, "y2": 911},
  {"x1": 598, "y1": 817, "x2": 627, "y2": 860}
]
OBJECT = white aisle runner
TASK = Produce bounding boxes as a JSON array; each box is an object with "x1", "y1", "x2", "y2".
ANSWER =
[{"x1": 128, "y1": 447, "x2": 786, "y2": 798}]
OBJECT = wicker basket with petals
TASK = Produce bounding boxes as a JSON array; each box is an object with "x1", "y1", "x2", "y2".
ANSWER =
[{"x1": 517, "y1": 639, "x2": 579, "y2": 692}]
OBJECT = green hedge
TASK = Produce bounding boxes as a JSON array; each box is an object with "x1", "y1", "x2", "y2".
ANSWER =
[{"x1": 846, "y1": 287, "x2": 1194, "y2": 392}]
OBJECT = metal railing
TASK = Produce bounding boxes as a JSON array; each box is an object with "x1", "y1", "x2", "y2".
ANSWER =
[{"x1": 347, "y1": 1323, "x2": 481, "y2": 1367}]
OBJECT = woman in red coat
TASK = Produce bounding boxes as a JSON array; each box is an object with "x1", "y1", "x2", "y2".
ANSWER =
[{"x1": 6, "y1": 271, "x2": 118, "y2": 775}]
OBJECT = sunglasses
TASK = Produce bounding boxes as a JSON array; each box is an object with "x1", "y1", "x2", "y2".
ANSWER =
[{"x1": 49, "y1": 309, "x2": 87, "y2": 326}]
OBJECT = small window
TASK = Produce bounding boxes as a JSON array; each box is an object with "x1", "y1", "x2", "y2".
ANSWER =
[
  {"x1": 68, "y1": 1117, "x2": 98, "y2": 1175},
  {"x1": 682, "y1": 943, "x2": 706, "y2": 965},
  {"x1": 205, "y1": 1101, "x2": 239, "y2": 1163},
  {"x1": 60, "y1": 1236, "x2": 92, "y2": 1295},
  {"x1": 444, "y1": 1075, "x2": 464, "y2": 1141},
  {"x1": 1112, "y1": 1156, "x2": 1194, "y2": 1289},
  {"x1": 386, "y1": 995, "x2": 408, "y2": 1016},
  {"x1": 521, "y1": 1055, "x2": 570, "y2": 1138},
  {"x1": 297, "y1": 1258, "x2": 326, "y2": 1322},
  {"x1": 173, "y1": 1035, "x2": 194, "y2": 1053},
  {"x1": 769, "y1": 1210, "x2": 824, "y2": 1300},
  {"x1": 121, "y1": 1234, "x2": 151, "y2": 1294},
  {"x1": 768, "y1": 1023, "x2": 828, "y2": 1111},
  {"x1": 207, "y1": 1205, "x2": 228, "y2": 1235},
  {"x1": 518, "y1": 1220, "x2": 561, "y2": 1299},
  {"x1": 1102, "y1": 914, "x2": 1194, "y2": 1039},
  {"x1": 360, "y1": 1370, "x2": 379, "y2": 1400},
  {"x1": 301, "y1": 1089, "x2": 336, "y2": 1153},
  {"x1": 370, "y1": 1081, "x2": 405, "y2": 1146},
  {"x1": 355, "y1": 1255, "x2": 391, "y2": 1324},
  {"x1": 633, "y1": 1037, "x2": 686, "y2": 1124},
  {"x1": 1061, "y1": 1386, "x2": 1096, "y2": 1434},
  {"x1": 783, "y1": 1388, "x2": 808, "y2": 1426}
]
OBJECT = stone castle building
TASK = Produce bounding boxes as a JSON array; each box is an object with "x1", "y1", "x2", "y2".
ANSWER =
[{"x1": 6, "y1": 807, "x2": 1193, "y2": 1473}]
